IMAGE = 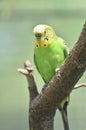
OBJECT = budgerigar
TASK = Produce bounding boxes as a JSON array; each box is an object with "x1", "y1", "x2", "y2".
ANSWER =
[{"x1": 33, "y1": 24, "x2": 70, "y2": 130}]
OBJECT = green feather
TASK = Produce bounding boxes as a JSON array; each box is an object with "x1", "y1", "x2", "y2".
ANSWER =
[{"x1": 34, "y1": 39, "x2": 68, "y2": 82}]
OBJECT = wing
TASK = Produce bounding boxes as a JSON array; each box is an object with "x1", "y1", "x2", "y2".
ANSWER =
[
  {"x1": 34, "y1": 53, "x2": 46, "y2": 82},
  {"x1": 63, "y1": 47, "x2": 69, "y2": 58},
  {"x1": 34, "y1": 53, "x2": 40, "y2": 73}
]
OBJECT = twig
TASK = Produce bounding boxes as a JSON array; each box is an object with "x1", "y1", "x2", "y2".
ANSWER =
[{"x1": 73, "y1": 83, "x2": 86, "y2": 90}]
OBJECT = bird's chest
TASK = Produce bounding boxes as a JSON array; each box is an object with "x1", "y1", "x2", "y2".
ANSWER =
[{"x1": 34, "y1": 47, "x2": 59, "y2": 82}]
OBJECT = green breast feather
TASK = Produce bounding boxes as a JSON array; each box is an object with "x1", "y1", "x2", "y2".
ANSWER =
[{"x1": 34, "y1": 39, "x2": 68, "y2": 82}]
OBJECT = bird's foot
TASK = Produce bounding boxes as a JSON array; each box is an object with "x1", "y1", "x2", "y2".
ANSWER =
[{"x1": 55, "y1": 68, "x2": 60, "y2": 73}]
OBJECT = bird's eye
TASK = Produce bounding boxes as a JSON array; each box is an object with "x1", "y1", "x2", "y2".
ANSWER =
[{"x1": 44, "y1": 37, "x2": 48, "y2": 41}]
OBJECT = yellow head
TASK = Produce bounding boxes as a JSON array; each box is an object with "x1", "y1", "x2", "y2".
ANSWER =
[{"x1": 33, "y1": 24, "x2": 57, "y2": 48}]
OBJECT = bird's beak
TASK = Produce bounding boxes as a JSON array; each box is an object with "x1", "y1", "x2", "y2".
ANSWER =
[{"x1": 35, "y1": 33, "x2": 42, "y2": 40}]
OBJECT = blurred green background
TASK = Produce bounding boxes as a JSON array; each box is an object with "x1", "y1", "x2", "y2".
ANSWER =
[{"x1": 0, "y1": 0, "x2": 86, "y2": 130}]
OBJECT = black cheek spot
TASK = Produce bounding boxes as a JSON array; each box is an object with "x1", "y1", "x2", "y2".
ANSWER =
[
  {"x1": 36, "y1": 44, "x2": 39, "y2": 47},
  {"x1": 44, "y1": 44, "x2": 47, "y2": 47}
]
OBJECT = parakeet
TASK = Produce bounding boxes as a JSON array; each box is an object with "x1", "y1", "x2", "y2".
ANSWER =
[{"x1": 33, "y1": 24, "x2": 69, "y2": 130}]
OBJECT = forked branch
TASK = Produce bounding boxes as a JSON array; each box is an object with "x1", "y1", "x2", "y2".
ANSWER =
[{"x1": 18, "y1": 22, "x2": 86, "y2": 130}]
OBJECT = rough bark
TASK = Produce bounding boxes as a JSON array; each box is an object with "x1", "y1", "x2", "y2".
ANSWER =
[{"x1": 18, "y1": 22, "x2": 86, "y2": 130}]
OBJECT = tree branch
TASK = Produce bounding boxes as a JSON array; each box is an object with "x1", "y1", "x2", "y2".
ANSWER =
[
  {"x1": 18, "y1": 60, "x2": 38, "y2": 101},
  {"x1": 18, "y1": 22, "x2": 86, "y2": 130}
]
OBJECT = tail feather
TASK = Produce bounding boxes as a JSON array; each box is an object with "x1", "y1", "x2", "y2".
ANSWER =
[{"x1": 58, "y1": 97, "x2": 70, "y2": 130}]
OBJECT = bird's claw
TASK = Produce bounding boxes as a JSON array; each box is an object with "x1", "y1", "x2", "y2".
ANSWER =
[{"x1": 55, "y1": 68, "x2": 60, "y2": 73}]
